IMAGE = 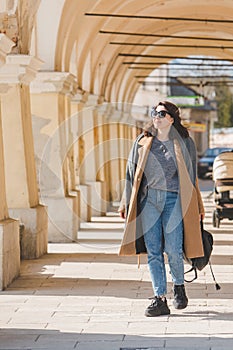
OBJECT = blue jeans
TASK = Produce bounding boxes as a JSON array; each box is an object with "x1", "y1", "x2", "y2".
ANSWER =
[{"x1": 140, "y1": 188, "x2": 184, "y2": 296}]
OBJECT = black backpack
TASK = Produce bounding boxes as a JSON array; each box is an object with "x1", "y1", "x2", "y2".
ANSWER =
[{"x1": 183, "y1": 220, "x2": 221, "y2": 290}]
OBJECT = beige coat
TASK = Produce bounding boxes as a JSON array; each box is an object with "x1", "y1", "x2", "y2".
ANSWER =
[{"x1": 119, "y1": 136, "x2": 205, "y2": 258}]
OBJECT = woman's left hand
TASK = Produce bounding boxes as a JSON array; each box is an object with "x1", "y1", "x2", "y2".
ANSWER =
[{"x1": 200, "y1": 213, "x2": 205, "y2": 221}]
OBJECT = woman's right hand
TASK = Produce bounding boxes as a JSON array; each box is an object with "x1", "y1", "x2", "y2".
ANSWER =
[{"x1": 119, "y1": 210, "x2": 126, "y2": 219}]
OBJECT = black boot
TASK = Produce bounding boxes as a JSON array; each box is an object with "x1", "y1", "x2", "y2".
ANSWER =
[
  {"x1": 173, "y1": 284, "x2": 188, "y2": 309},
  {"x1": 145, "y1": 296, "x2": 170, "y2": 317}
]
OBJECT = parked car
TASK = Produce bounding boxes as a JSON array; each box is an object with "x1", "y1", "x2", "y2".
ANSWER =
[{"x1": 198, "y1": 147, "x2": 232, "y2": 179}]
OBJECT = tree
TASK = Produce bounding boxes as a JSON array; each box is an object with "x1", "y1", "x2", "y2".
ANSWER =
[{"x1": 214, "y1": 84, "x2": 233, "y2": 128}]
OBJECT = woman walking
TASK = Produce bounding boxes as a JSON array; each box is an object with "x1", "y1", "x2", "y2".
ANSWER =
[{"x1": 119, "y1": 101, "x2": 205, "y2": 317}]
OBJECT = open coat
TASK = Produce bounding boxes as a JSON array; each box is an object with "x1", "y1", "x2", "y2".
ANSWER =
[{"x1": 119, "y1": 133, "x2": 205, "y2": 259}]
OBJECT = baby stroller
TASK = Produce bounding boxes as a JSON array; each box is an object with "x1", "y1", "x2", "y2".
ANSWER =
[{"x1": 212, "y1": 150, "x2": 233, "y2": 228}]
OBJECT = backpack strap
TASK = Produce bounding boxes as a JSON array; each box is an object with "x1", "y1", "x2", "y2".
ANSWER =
[
  {"x1": 209, "y1": 261, "x2": 221, "y2": 290},
  {"x1": 184, "y1": 266, "x2": 198, "y2": 283},
  {"x1": 184, "y1": 262, "x2": 221, "y2": 290}
]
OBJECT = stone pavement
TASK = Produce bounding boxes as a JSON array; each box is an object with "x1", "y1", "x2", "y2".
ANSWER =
[{"x1": 0, "y1": 190, "x2": 233, "y2": 350}]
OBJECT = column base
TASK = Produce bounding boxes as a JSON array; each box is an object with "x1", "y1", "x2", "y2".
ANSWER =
[
  {"x1": 9, "y1": 204, "x2": 48, "y2": 259},
  {"x1": 79, "y1": 184, "x2": 92, "y2": 221},
  {"x1": 43, "y1": 194, "x2": 80, "y2": 243},
  {"x1": 87, "y1": 181, "x2": 107, "y2": 216},
  {"x1": 0, "y1": 219, "x2": 20, "y2": 290}
]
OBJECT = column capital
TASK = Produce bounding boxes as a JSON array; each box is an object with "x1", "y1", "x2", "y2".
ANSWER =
[
  {"x1": 30, "y1": 71, "x2": 77, "y2": 95},
  {"x1": 0, "y1": 54, "x2": 43, "y2": 84},
  {"x1": 0, "y1": 34, "x2": 15, "y2": 67},
  {"x1": 71, "y1": 89, "x2": 89, "y2": 104},
  {"x1": 111, "y1": 109, "x2": 123, "y2": 122},
  {"x1": 97, "y1": 102, "x2": 109, "y2": 117},
  {"x1": 71, "y1": 92, "x2": 104, "y2": 107},
  {"x1": 85, "y1": 93, "x2": 100, "y2": 107}
]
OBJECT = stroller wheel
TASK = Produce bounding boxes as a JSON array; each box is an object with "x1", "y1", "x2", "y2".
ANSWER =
[{"x1": 213, "y1": 210, "x2": 220, "y2": 228}]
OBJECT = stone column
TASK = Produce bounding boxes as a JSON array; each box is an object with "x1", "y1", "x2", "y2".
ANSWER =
[
  {"x1": 70, "y1": 91, "x2": 91, "y2": 221},
  {"x1": 131, "y1": 124, "x2": 139, "y2": 140},
  {"x1": 30, "y1": 72, "x2": 79, "y2": 242},
  {"x1": 95, "y1": 105, "x2": 109, "y2": 207},
  {"x1": 99, "y1": 105, "x2": 112, "y2": 208},
  {"x1": 104, "y1": 109, "x2": 123, "y2": 204},
  {"x1": 103, "y1": 108, "x2": 137, "y2": 205},
  {"x1": 118, "y1": 123, "x2": 130, "y2": 198},
  {"x1": 79, "y1": 94, "x2": 107, "y2": 218},
  {"x1": 0, "y1": 54, "x2": 48, "y2": 260},
  {"x1": 0, "y1": 35, "x2": 20, "y2": 289}
]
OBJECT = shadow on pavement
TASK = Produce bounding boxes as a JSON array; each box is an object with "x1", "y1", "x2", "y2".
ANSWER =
[{"x1": 0, "y1": 329, "x2": 232, "y2": 349}]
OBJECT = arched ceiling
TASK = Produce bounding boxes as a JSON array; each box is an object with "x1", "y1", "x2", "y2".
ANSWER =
[{"x1": 55, "y1": 0, "x2": 233, "y2": 105}]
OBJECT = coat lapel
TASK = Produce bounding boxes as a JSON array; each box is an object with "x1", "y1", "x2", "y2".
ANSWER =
[{"x1": 119, "y1": 137, "x2": 152, "y2": 255}]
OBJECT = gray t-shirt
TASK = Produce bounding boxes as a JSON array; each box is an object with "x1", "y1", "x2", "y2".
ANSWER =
[{"x1": 142, "y1": 137, "x2": 179, "y2": 192}]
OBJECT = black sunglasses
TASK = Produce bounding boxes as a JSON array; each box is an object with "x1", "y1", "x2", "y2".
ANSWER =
[{"x1": 151, "y1": 108, "x2": 170, "y2": 119}]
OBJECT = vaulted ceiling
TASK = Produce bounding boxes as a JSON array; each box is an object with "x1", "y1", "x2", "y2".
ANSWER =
[{"x1": 45, "y1": 1, "x2": 233, "y2": 103}]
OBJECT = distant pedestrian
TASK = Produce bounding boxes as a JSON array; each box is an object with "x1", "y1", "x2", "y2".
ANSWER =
[{"x1": 119, "y1": 100, "x2": 205, "y2": 316}]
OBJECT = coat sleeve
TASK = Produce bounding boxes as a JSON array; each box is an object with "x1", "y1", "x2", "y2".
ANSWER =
[
  {"x1": 118, "y1": 134, "x2": 143, "y2": 214},
  {"x1": 184, "y1": 137, "x2": 197, "y2": 184},
  {"x1": 186, "y1": 137, "x2": 205, "y2": 214}
]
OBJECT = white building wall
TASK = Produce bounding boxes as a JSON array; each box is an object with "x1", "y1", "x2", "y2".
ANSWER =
[{"x1": 133, "y1": 66, "x2": 168, "y2": 109}]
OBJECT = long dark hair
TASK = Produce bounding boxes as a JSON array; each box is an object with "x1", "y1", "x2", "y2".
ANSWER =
[{"x1": 143, "y1": 100, "x2": 189, "y2": 138}]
